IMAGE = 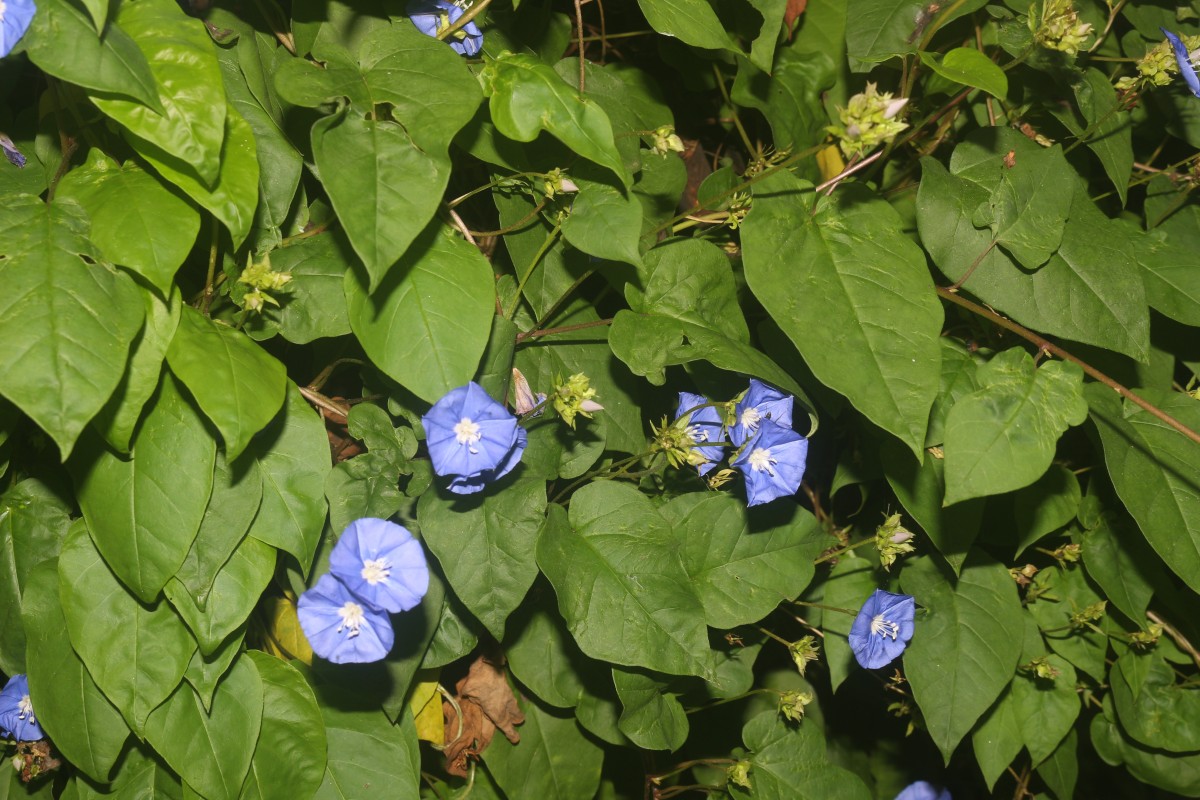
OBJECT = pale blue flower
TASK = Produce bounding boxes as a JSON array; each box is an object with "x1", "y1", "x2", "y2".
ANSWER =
[
  {"x1": 675, "y1": 391, "x2": 725, "y2": 475},
  {"x1": 328, "y1": 518, "x2": 429, "y2": 613},
  {"x1": 0, "y1": 675, "x2": 44, "y2": 741},
  {"x1": 0, "y1": 0, "x2": 35, "y2": 58},
  {"x1": 298, "y1": 574, "x2": 394, "y2": 664},
  {"x1": 730, "y1": 379, "x2": 794, "y2": 447},
  {"x1": 0, "y1": 134, "x2": 25, "y2": 168},
  {"x1": 1163, "y1": 29, "x2": 1200, "y2": 98},
  {"x1": 849, "y1": 589, "x2": 915, "y2": 670},
  {"x1": 408, "y1": 0, "x2": 483, "y2": 57},
  {"x1": 895, "y1": 781, "x2": 951, "y2": 800},
  {"x1": 422, "y1": 381, "x2": 526, "y2": 495},
  {"x1": 731, "y1": 418, "x2": 807, "y2": 506}
]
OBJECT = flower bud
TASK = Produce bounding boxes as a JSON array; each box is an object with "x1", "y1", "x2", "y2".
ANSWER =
[
  {"x1": 1021, "y1": 655, "x2": 1061, "y2": 680},
  {"x1": 726, "y1": 760, "x2": 752, "y2": 790},
  {"x1": 827, "y1": 83, "x2": 910, "y2": 160},
  {"x1": 874, "y1": 513, "x2": 916, "y2": 570},
  {"x1": 779, "y1": 689, "x2": 813, "y2": 723},
  {"x1": 649, "y1": 125, "x2": 685, "y2": 156},
  {"x1": 788, "y1": 635, "x2": 821, "y2": 676},
  {"x1": 1030, "y1": 0, "x2": 1093, "y2": 56},
  {"x1": 552, "y1": 373, "x2": 602, "y2": 428}
]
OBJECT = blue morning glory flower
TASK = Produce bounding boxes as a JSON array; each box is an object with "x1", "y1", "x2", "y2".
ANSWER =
[
  {"x1": 328, "y1": 518, "x2": 429, "y2": 614},
  {"x1": 408, "y1": 0, "x2": 483, "y2": 57},
  {"x1": 730, "y1": 379, "x2": 794, "y2": 447},
  {"x1": 894, "y1": 781, "x2": 951, "y2": 800},
  {"x1": 0, "y1": 675, "x2": 44, "y2": 741},
  {"x1": 731, "y1": 418, "x2": 807, "y2": 506},
  {"x1": 298, "y1": 574, "x2": 395, "y2": 664},
  {"x1": 0, "y1": 134, "x2": 25, "y2": 168},
  {"x1": 1162, "y1": 28, "x2": 1200, "y2": 99},
  {"x1": 849, "y1": 589, "x2": 916, "y2": 670},
  {"x1": 675, "y1": 391, "x2": 726, "y2": 475},
  {"x1": 0, "y1": 0, "x2": 35, "y2": 59},
  {"x1": 422, "y1": 381, "x2": 527, "y2": 495}
]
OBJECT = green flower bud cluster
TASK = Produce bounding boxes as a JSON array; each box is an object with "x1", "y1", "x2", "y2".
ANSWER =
[
  {"x1": 726, "y1": 760, "x2": 752, "y2": 790},
  {"x1": 828, "y1": 83, "x2": 909, "y2": 160},
  {"x1": 648, "y1": 125, "x2": 685, "y2": 157},
  {"x1": 1029, "y1": 0, "x2": 1093, "y2": 56},
  {"x1": 778, "y1": 689, "x2": 813, "y2": 723},
  {"x1": 1116, "y1": 33, "x2": 1200, "y2": 94},
  {"x1": 541, "y1": 167, "x2": 579, "y2": 199},
  {"x1": 1069, "y1": 600, "x2": 1107, "y2": 628},
  {"x1": 874, "y1": 512, "x2": 916, "y2": 570},
  {"x1": 651, "y1": 416, "x2": 710, "y2": 469},
  {"x1": 788, "y1": 635, "x2": 820, "y2": 676},
  {"x1": 552, "y1": 373, "x2": 603, "y2": 429},
  {"x1": 1129, "y1": 623, "x2": 1162, "y2": 650},
  {"x1": 237, "y1": 253, "x2": 292, "y2": 313},
  {"x1": 1021, "y1": 655, "x2": 1061, "y2": 680}
]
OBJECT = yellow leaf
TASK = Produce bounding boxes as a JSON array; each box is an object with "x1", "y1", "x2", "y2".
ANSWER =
[
  {"x1": 818, "y1": 145, "x2": 845, "y2": 183},
  {"x1": 257, "y1": 595, "x2": 313, "y2": 665},
  {"x1": 410, "y1": 673, "x2": 444, "y2": 746}
]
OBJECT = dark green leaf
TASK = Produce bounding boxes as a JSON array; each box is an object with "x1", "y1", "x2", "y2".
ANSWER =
[
  {"x1": 1111, "y1": 652, "x2": 1200, "y2": 752},
  {"x1": 1013, "y1": 465, "x2": 1080, "y2": 556},
  {"x1": 729, "y1": 710, "x2": 871, "y2": 800},
  {"x1": 240, "y1": 652, "x2": 327, "y2": 800},
  {"x1": 612, "y1": 667, "x2": 688, "y2": 752},
  {"x1": 820, "y1": 556, "x2": 878, "y2": 691},
  {"x1": 313, "y1": 685, "x2": 421, "y2": 799},
  {"x1": 165, "y1": 534, "x2": 275, "y2": 654},
  {"x1": 635, "y1": 0, "x2": 739, "y2": 53},
  {"x1": 1012, "y1": 654, "x2": 1079, "y2": 765},
  {"x1": 1134, "y1": 206, "x2": 1200, "y2": 326},
  {"x1": 483, "y1": 695, "x2": 604, "y2": 800},
  {"x1": 250, "y1": 234, "x2": 354, "y2": 344},
  {"x1": 505, "y1": 595, "x2": 588, "y2": 709}
]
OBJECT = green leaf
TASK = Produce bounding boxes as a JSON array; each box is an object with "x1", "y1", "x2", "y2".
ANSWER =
[
  {"x1": 89, "y1": 0, "x2": 226, "y2": 188},
  {"x1": 57, "y1": 521, "x2": 196, "y2": 733},
  {"x1": 73, "y1": 371, "x2": 216, "y2": 601},
  {"x1": 487, "y1": 53, "x2": 629, "y2": 186},
  {"x1": 483, "y1": 695, "x2": 604, "y2": 800},
  {"x1": 167, "y1": 307, "x2": 288, "y2": 460},
  {"x1": 663, "y1": 493, "x2": 829, "y2": 629},
  {"x1": 1037, "y1": 728, "x2": 1078, "y2": 800},
  {"x1": 23, "y1": 0, "x2": 160, "y2": 108},
  {"x1": 635, "y1": 0, "x2": 739, "y2": 53},
  {"x1": 1025, "y1": 565, "x2": 1108, "y2": 681},
  {"x1": 0, "y1": 196, "x2": 145, "y2": 457},
  {"x1": 1048, "y1": 69, "x2": 1132, "y2": 205},
  {"x1": 324, "y1": 453, "x2": 405, "y2": 537},
  {"x1": 505, "y1": 595, "x2": 588, "y2": 709},
  {"x1": 612, "y1": 667, "x2": 688, "y2": 752},
  {"x1": 183, "y1": 628, "x2": 243, "y2": 711},
  {"x1": 1013, "y1": 465, "x2": 1080, "y2": 556},
  {"x1": 741, "y1": 170, "x2": 942, "y2": 456},
  {"x1": 144, "y1": 654, "x2": 263, "y2": 800},
  {"x1": 56, "y1": 151, "x2": 199, "y2": 295},
  {"x1": 918, "y1": 48, "x2": 1008, "y2": 99},
  {"x1": 246, "y1": 233, "x2": 353, "y2": 345},
  {"x1": 817, "y1": 556, "x2": 878, "y2": 691},
  {"x1": 22, "y1": 560, "x2": 129, "y2": 783},
  {"x1": 943, "y1": 348, "x2": 1087, "y2": 505},
  {"x1": 729, "y1": 710, "x2": 872, "y2": 800},
  {"x1": 1079, "y1": 484, "x2": 1162, "y2": 622},
  {"x1": 0, "y1": 479, "x2": 71, "y2": 675},
  {"x1": 1134, "y1": 206, "x2": 1200, "y2": 326},
  {"x1": 240, "y1": 653, "x2": 327, "y2": 800},
  {"x1": 610, "y1": 238, "x2": 814, "y2": 423},
  {"x1": 345, "y1": 224, "x2": 495, "y2": 404},
  {"x1": 313, "y1": 685, "x2": 421, "y2": 800},
  {"x1": 418, "y1": 479, "x2": 546, "y2": 640},
  {"x1": 560, "y1": 170, "x2": 644, "y2": 267},
  {"x1": 901, "y1": 555, "x2": 1024, "y2": 762},
  {"x1": 732, "y1": 48, "x2": 836, "y2": 157},
  {"x1": 1111, "y1": 652, "x2": 1200, "y2": 752},
  {"x1": 1012, "y1": 654, "x2": 1079, "y2": 765},
  {"x1": 243, "y1": 384, "x2": 331, "y2": 571},
  {"x1": 1091, "y1": 696, "x2": 1200, "y2": 796},
  {"x1": 536, "y1": 484, "x2": 715, "y2": 679},
  {"x1": 971, "y1": 687, "x2": 1023, "y2": 791},
  {"x1": 1086, "y1": 385, "x2": 1200, "y2": 594}
]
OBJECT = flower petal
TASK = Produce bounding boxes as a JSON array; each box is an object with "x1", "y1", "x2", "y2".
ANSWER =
[
  {"x1": 298, "y1": 574, "x2": 394, "y2": 664},
  {"x1": 328, "y1": 518, "x2": 431, "y2": 613}
]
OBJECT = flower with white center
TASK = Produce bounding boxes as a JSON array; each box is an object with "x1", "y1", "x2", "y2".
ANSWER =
[
  {"x1": 0, "y1": 675, "x2": 44, "y2": 742},
  {"x1": 729, "y1": 379, "x2": 794, "y2": 447},
  {"x1": 731, "y1": 419, "x2": 808, "y2": 506},
  {"x1": 329, "y1": 518, "x2": 430, "y2": 613},
  {"x1": 422, "y1": 381, "x2": 527, "y2": 495},
  {"x1": 0, "y1": 0, "x2": 36, "y2": 59},
  {"x1": 673, "y1": 391, "x2": 726, "y2": 475},
  {"x1": 848, "y1": 589, "x2": 916, "y2": 670},
  {"x1": 298, "y1": 574, "x2": 394, "y2": 663}
]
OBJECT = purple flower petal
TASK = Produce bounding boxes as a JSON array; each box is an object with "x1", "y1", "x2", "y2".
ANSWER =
[
  {"x1": 298, "y1": 574, "x2": 394, "y2": 664},
  {"x1": 1163, "y1": 28, "x2": 1200, "y2": 99},
  {"x1": 730, "y1": 379, "x2": 794, "y2": 447},
  {"x1": 895, "y1": 781, "x2": 951, "y2": 800},
  {"x1": 0, "y1": 674, "x2": 45, "y2": 741},
  {"x1": 0, "y1": 0, "x2": 36, "y2": 58},
  {"x1": 732, "y1": 419, "x2": 807, "y2": 506},
  {"x1": 0, "y1": 134, "x2": 26, "y2": 168},
  {"x1": 423, "y1": 382, "x2": 526, "y2": 492},
  {"x1": 675, "y1": 391, "x2": 726, "y2": 475},
  {"x1": 328, "y1": 518, "x2": 430, "y2": 613},
  {"x1": 849, "y1": 589, "x2": 916, "y2": 670}
]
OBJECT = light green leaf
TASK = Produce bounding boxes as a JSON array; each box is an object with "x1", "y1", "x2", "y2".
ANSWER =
[
  {"x1": 943, "y1": 348, "x2": 1087, "y2": 505},
  {"x1": 560, "y1": 170, "x2": 644, "y2": 267},
  {"x1": 240, "y1": 653, "x2": 327, "y2": 800},
  {"x1": 246, "y1": 233, "x2": 353, "y2": 345},
  {"x1": 918, "y1": 48, "x2": 1008, "y2": 99},
  {"x1": 313, "y1": 685, "x2": 421, "y2": 800},
  {"x1": 729, "y1": 710, "x2": 872, "y2": 800},
  {"x1": 612, "y1": 667, "x2": 688, "y2": 752},
  {"x1": 0, "y1": 196, "x2": 145, "y2": 457},
  {"x1": 76, "y1": 743, "x2": 184, "y2": 800},
  {"x1": 635, "y1": 0, "x2": 739, "y2": 52},
  {"x1": 144, "y1": 655, "x2": 263, "y2": 800},
  {"x1": 487, "y1": 52, "x2": 629, "y2": 186},
  {"x1": 73, "y1": 371, "x2": 215, "y2": 602},
  {"x1": 483, "y1": 695, "x2": 604, "y2": 800},
  {"x1": 345, "y1": 224, "x2": 495, "y2": 404},
  {"x1": 1012, "y1": 654, "x2": 1079, "y2": 765},
  {"x1": 58, "y1": 521, "x2": 196, "y2": 733},
  {"x1": 536, "y1": 484, "x2": 715, "y2": 679},
  {"x1": 1134, "y1": 206, "x2": 1200, "y2": 326},
  {"x1": 741, "y1": 170, "x2": 942, "y2": 456},
  {"x1": 901, "y1": 555, "x2": 1024, "y2": 762},
  {"x1": 1086, "y1": 385, "x2": 1200, "y2": 594},
  {"x1": 845, "y1": 0, "x2": 985, "y2": 65},
  {"x1": 22, "y1": 560, "x2": 129, "y2": 783},
  {"x1": 56, "y1": 151, "x2": 199, "y2": 295},
  {"x1": 183, "y1": 628, "x2": 243, "y2": 711},
  {"x1": 1111, "y1": 652, "x2": 1200, "y2": 752},
  {"x1": 167, "y1": 307, "x2": 288, "y2": 460},
  {"x1": 664, "y1": 493, "x2": 829, "y2": 629},
  {"x1": 971, "y1": 687, "x2": 1023, "y2": 791}
]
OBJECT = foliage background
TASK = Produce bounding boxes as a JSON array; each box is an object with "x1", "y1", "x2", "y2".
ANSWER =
[{"x1": 2, "y1": 0, "x2": 1200, "y2": 797}]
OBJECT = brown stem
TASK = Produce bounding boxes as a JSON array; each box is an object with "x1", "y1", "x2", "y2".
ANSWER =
[
  {"x1": 947, "y1": 239, "x2": 997, "y2": 291},
  {"x1": 936, "y1": 286, "x2": 1200, "y2": 446},
  {"x1": 515, "y1": 317, "x2": 613, "y2": 342},
  {"x1": 573, "y1": 0, "x2": 586, "y2": 93},
  {"x1": 1147, "y1": 610, "x2": 1200, "y2": 670}
]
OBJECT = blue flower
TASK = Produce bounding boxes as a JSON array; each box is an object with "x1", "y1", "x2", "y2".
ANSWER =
[
  {"x1": 0, "y1": 675, "x2": 44, "y2": 741},
  {"x1": 1163, "y1": 29, "x2": 1200, "y2": 98},
  {"x1": 849, "y1": 589, "x2": 916, "y2": 670},
  {"x1": 675, "y1": 391, "x2": 725, "y2": 475},
  {"x1": 298, "y1": 574, "x2": 395, "y2": 664},
  {"x1": 0, "y1": 134, "x2": 25, "y2": 168},
  {"x1": 730, "y1": 379, "x2": 794, "y2": 447},
  {"x1": 328, "y1": 518, "x2": 429, "y2": 613},
  {"x1": 0, "y1": 0, "x2": 35, "y2": 59},
  {"x1": 422, "y1": 381, "x2": 526, "y2": 495},
  {"x1": 408, "y1": 0, "x2": 483, "y2": 57},
  {"x1": 731, "y1": 418, "x2": 807, "y2": 506},
  {"x1": 895, "y1": 781, "x2": 951, "y2": 800}
]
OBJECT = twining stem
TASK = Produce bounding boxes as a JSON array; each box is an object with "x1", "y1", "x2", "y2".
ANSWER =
[
  {"x1": 436, "y1": 0, "x2": 491, "y2": 41},
  {"x1": 201, "y1": 215, "x2": 220, "y2": 316},
  {"x1": 549, "y1": 451, "x2": 651, "y2": 504},
  {"x1": 756, "y1": 625, "x2": 792, "y2": 647},
  {"x1": 685, "y1": 689, "x2": 778, "y2": 715},
  {"x1": 573, "y1": 0, "x2": 586, "y2": 93},
  {"x1": 307, "y1": 358, "x2": 366, "y2": 392},
  {"x1": 506, "y1": 222, "x2": 561, "y2": 320},
  {"x1": 712, "y1": 64, "x2": 755, "y2": 155},
  {"x1": 535, "y1": 269, "x2": 594, "y2": 329},
  {"x1": 790, "y1": 599, "x2": 858, "y2": 616},
  {"x1": 467, "y1": 200, "x2": 547, "y2": 238},
  {"x1": 1147, "y1": 610, "x2": 1200, "y2": 670},
  {"x1": 448, "y1": 171, "x2": 546, "y2": 208},
  {"x1": 515, "y1": 317, "x2": 613, "y2": 343},
  {"x1": 936, "y1": 286, "x2": 1200, "y2": 445},
  {"x1": 648, "y1": 758, "x2": 737, "y2": 785},
  {"x1": 812, "y1": 538, "x2": 877, "y2": 564},
  {"x1": 947, "y1": 239, "x2": 998, "y2": 291}
]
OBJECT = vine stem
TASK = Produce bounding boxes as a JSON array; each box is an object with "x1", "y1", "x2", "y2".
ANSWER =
[
  {"x1": 812, "y1": 538, "x2": 877, "y2": 564},
  {"x1": 506, "y1": 222, "x2": 561, "y2": 320},
  {"x1": 515, "y1": 317, "x2": 613, "y2": 343},
  {"x1": 201, "y1": 215, "x2": 220, "y2": 316},
  {"x1": 935, "y1": 286, "x2": 1200, "y2": 446},
  {"x1": 436, "y1": 0, "x2": 491, "y2": 41},
  {"x1": 1146, "y1": 610, "x2": 1200, "y2": 670}
]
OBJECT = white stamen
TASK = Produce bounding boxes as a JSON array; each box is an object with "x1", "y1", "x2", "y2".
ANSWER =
[
  {"x1": 337, "y1": 601, "x2": 366, "y2": 638},
  {"x1": 0, "y1": 1, "x2": 7, "y2": 17},
  {"x1": 17, "y1": 695, "x2": 33, "y2": 723},
  {"x1": 747, "y1": 447, "x2": 775, "y2": 475},
  {"x1": 870, "y1": 614, "x2": 900, "y2": 640},
  {"x1": 361, "y1": 557, "x2": 391, "y2": 585},
  {"x1": 740, "y1": 406, "x2": 762, "y2": 433},
  {"x1": 687, "y1": 424, "x2": 709, "y2": 443},
  {"x1": 454, "y1": 417, "x2": 482, "y2": 454}
]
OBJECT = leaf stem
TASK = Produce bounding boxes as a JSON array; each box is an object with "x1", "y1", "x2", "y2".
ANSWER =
[
  {"x1": 712, "y1": 64, "x2": 755, "y2": 156},
  {"x1": 935, "y1": 286, "x2": 1200, "y2": 445},
  {"x1": 515, "y1": 317, "x2": 613, "y2": 342},
  {"x1": 812, "y1": 538, "x2": 877, "y2": 564},
  {"x1": 790, "y1": 599, "x2": 858, "y2": 616},
  {"x1": 506, "y1": 222, "x2": 562, "y2": 320},
  {"x1": 201, "y1": 215, "x2": 220, "y2": 316},
  {"x1": 535, "y1": 269, "x2": 594, "y2": 328}
]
